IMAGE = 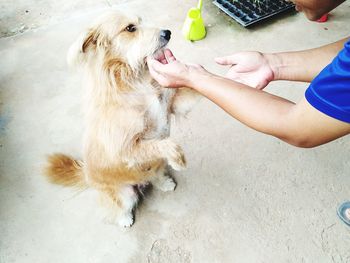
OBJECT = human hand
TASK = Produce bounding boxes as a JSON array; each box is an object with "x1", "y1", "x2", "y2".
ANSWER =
[
  {"x1": 215, "y1": 51, "x2": 276, "y2": 90},
  {"x1": 147, "y1": 49, "x2": 207, "y2": 88}
]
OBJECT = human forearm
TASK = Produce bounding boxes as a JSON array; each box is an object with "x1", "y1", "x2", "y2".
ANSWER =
[
  {"x1": 187, "y1": 70, "x2": 296, "y2": 139},
  {"x1": 187, "y1": 71, "x2": 350, "y2": 147},
  {"x1": 147, "y1": 49, "x2": 350, "y2": 148},
  {"x1": 269, "y1": 37, "x2": 349, "y2": 82}
]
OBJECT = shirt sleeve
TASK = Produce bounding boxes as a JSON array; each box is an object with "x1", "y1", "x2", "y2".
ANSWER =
[{"x1": 305, "y1": 40, "x2": 350, "y2": 124}]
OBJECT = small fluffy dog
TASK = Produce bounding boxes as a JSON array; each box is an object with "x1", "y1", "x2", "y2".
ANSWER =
[{"x1": 45, "y1": 10, "x2": 198, "y2": 227}]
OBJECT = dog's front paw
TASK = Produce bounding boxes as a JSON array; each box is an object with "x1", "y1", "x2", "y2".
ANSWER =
[
  {"x1": 118, "y1": 213, "x2": 134, "y2": 228},
  {"x1": 168, "y1": 157, "x2": 186, "y2": 171},
  {"x1": 158, "y1": 177, "x2": 177, "y2": 192},
  {"x1": 164, "y1": 141, "x2": 186, "y2": 171}
]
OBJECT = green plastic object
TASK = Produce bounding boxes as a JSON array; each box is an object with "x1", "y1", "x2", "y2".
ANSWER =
[{"x1": 182, "y1": 0, "x2": 206, "y2": 41}]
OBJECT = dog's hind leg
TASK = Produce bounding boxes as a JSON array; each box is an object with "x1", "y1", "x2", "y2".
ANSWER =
[
  {"x1": 116, "y1": 185, "x2": 139, "y2": 227},
  {"x1": 98, "y1": 184, "x2": 138, "y2": 228}
]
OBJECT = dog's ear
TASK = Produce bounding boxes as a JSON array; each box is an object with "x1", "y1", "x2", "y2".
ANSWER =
[
  {"x1": 67, "y1": 28, "x2": 108, "y2": 67},
  {"x1": 67, "y1": 29, "x2": 94, "y2": 67}
]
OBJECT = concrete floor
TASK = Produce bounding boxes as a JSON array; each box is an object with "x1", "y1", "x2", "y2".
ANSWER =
[{"x1": 1, "y1": 0, "x2": 350, "y2": 262}]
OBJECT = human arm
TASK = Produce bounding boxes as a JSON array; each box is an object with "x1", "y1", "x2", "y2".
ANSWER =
[
  {"x1": 215, "y1": 37, "x2": 350, "y2": 89},
  {"x1": 189, "y1": 71, "x2": 350, "y2": 147},
  {"x1": 271, "y1": 37, "x2": 350, "y2": 82},
  {"x1": 147, "y1": 50, "x2": 350, "y2": 147}
]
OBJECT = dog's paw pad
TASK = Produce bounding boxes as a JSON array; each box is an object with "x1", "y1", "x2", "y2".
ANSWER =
[
  {"x1": 118, "y1": 214, "x2": 134, "y2": 228},
  {"x1": 159, "y1": 178, "x2": 176, "y2": 192}
]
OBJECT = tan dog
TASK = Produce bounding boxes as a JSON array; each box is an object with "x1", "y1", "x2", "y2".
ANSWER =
[{"x1": 44, "y1": 10, "x2": 198, "y2": 227}]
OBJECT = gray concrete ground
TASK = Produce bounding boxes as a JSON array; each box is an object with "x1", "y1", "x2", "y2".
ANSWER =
[{"x1": 1, "y1": 0, "x2": 350, "y2": 262}]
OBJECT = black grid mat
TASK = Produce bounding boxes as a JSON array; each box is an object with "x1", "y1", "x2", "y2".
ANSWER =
[{"x1": 213, "y1": 0, "x2": 295, "y2": 27}]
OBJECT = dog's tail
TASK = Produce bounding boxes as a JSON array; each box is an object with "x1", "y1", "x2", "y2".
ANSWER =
[{"x1": 44, "y1": 154, "x2": 86, "y2": 188}]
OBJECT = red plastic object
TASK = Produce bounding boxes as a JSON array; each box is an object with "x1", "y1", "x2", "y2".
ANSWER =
[{"x1": 317, "y1": 14, "x2": 328, "y2": 23}]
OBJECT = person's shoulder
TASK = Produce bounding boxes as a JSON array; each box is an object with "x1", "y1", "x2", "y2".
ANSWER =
[
  {"x1": 344, "y1": 39, "x2": 350, "y2": 50},
  {"x1": 339, "y1": 39, "x2": 350, "y2": 61},
  {"x1": 305, "y1": 41, "x2": 350, "y2": 124}
]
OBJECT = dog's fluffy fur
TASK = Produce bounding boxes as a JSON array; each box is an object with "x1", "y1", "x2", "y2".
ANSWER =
[{"x1": 44, "y1": 10, "x2": 198, "y2": 227}]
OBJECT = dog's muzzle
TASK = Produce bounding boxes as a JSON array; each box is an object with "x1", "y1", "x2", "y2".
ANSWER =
[
  {"x1": 160, "y1": 30, "x2": 171, "y2": 41},
  {"x1": 147, "y1": 30, "x2": 172, "y2": 61}
]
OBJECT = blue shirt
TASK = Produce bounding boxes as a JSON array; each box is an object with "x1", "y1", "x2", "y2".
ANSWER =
[{"x1": 305, "y1": 40, "x2": 350, "y2": 123}]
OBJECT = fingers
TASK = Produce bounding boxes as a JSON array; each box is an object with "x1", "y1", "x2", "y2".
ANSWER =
[
  {"x1": 152, "y1": 48, "x2": 175, "y2": 64},
  {"x1": 164, "y1": 49, "x2": 176, "y2": 63},
  {"x1": 255, "y1": 81, "x2": 268, "y2": 90},
  {"x1": 215, "y1": 57, "x2": 230, "y2": 65},
  {"x1": 187, "y1": 63, "x2": 203, "y2": 70},
  {"x1": 156, "y1": 51, "x2": 168, "y2": 64},
  {"x1": 215, "y1": 55, "x2": 239, "y2": 66}
]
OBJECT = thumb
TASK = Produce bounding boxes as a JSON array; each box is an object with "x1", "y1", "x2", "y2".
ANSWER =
[{"x1": 215, "y1": 55, "x2": 239, "y2": 66}]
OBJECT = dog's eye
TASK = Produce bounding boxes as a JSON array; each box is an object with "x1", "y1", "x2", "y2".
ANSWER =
[{"x1": 125, "y1": 24, "x2": 136, "y2": 32}]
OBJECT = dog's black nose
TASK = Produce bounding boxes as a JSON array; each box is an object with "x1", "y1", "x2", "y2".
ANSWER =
[{"x1": 160, "y1": 30, "x2": 171, "y2": 41}]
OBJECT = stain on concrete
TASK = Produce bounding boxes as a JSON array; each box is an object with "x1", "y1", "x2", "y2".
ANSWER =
[
  {"x1": 147, "y1": 239, "x2": 191, "y2": 263},
  {"x1": 0, "y1": 108, "x2": 11, "y2": 134}
]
